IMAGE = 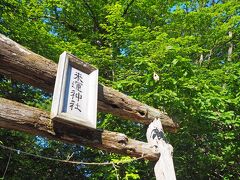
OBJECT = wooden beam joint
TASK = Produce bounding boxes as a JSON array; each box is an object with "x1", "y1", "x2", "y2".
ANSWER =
[{"x1": 0, "y1": 33, "x2": 178, "y2": 132}]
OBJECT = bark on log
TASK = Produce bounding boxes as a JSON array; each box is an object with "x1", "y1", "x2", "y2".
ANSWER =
[
  {"x1": 0, "y1": 97, "x2": 159, "y2": 161},
  {"x1": 0, "y1": 33, "x2": 178, "y2": 132}
]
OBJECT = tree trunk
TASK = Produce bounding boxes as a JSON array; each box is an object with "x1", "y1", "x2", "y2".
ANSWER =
[{"x1": 228, "y1": 31, "x2": 233, "y2": 61}]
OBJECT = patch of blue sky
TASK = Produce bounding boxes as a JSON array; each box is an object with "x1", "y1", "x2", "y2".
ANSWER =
[
  {"x1": 56, "y1": 7, "x2": 62, "y2": 12},
  {"x1": 35, "y1": 136, "x2": 49, "y2": 148},
  {"x1": 169, "y1": 5, "x2": 176, "y2": 13},
  {"x1": 120, "y1": 48, "x2": 128, "y2": 56},
  {"x1": 169, "y1": 1, "x2": 225, "y2": 13}
]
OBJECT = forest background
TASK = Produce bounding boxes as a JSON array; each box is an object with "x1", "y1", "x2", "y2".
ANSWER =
[{"x1": 0, "y1": 0, "x2": 239, "y2": 179}]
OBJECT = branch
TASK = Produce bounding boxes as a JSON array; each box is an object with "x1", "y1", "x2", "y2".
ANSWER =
[
  {"x1": 82, "y1": 0, "x2": 97, "y2": 23},
  {"x1": 29, "y1": 15, "x2": 80, "y2": 34},
  {"x1": 123, "y1": 0, "x2": 135, "y2": 16},
  {"x1": 0, "y1": 97, "x2": 159, "y2": 161},
  {"x1": 204, "y1": 35, "x2": 236, "y2": 61},
  {"x1": 82, "y1": 0, "x2": 104, "y2": 33}
]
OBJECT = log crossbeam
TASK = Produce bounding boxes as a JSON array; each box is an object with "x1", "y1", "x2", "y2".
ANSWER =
[
  {"x1": 0, "y1": 97, "x2": 159, "y2": 161},
  {"x1": 0, "y1": 33, "x2": 179, "y2": 160},
  {"x1": 0, "y1": 33, "x2": 178, "y2": 132}
]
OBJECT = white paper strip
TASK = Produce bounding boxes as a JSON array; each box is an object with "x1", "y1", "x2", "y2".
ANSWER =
[{"x1": 146, "y1": 118, "x2": 176, "y2": 180}]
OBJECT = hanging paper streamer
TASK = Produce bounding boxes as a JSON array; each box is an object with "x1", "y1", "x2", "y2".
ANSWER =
[{"x1": 146, "y1": 118, "x2": 176, "y2": 180}]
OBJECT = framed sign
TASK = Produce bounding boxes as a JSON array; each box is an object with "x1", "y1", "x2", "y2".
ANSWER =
[{"x1": 51, "y1": 52, "x2": 98, "y2": 129}]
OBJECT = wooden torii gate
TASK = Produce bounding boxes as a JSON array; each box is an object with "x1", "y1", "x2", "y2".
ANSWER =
[{"x1": 0, "y1": 33, "x2": 178, "y2": 162}]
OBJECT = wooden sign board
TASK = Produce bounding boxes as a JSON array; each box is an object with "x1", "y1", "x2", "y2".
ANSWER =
[{"x1": 51, "y1": 52, "x2": 98, "y2": 129}]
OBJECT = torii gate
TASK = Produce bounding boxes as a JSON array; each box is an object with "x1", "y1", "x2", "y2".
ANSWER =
[{"x1": 0, "y1": 33, "x2": 178, "y2": 179}]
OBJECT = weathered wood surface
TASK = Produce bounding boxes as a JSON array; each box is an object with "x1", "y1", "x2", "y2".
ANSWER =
[
  {"x1": 0, "y1": 33, "x2": 178, "y2": 132},
  {"x1": 0, "y1": 97, "x2": 159, "y2": 161}
]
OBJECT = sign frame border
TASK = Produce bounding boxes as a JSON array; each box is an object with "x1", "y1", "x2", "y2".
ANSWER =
[{"x1": 51, "y1": 51, "x2": 98, "y2": 129}]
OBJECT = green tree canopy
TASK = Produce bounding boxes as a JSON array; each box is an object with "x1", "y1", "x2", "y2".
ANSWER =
[{"x1": 0, "y1": 0, "x2": 239, "y2": 179}]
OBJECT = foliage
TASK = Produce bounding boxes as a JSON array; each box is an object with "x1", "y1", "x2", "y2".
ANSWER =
[{"x1": 0, "y1": 0, "x2": 240, "y2": 179}]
